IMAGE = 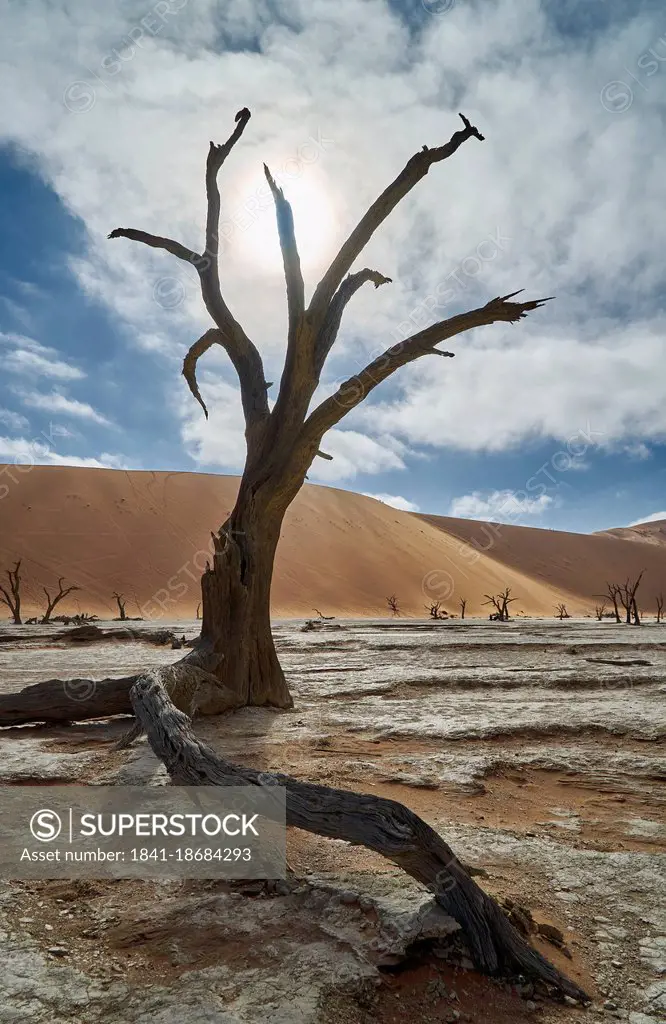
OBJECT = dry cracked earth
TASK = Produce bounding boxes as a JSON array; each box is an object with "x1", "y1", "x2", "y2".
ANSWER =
[{"x1": 0, "y1": 618, "x2": 664, "y2": 1024}]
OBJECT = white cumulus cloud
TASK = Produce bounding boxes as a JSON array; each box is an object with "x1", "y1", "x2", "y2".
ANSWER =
[
  {"x1": 449, "y1": 489, "x2": 553, "y2": 523},
  {"x1": 363, "y1": 492, "x2": 420, "y2": 512}
]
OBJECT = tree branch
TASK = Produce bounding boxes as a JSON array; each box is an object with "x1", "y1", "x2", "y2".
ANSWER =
[
  {"x1": 263, "y1": 164, "x2": 305, "y2": 341},
  {"x1": 107, "y1": 229, "x2": 200, "y2": 267},
  {"x1": 109, "y1": 108, "x2": 270, "y2": 434},
  {"x1": 308, "y1": 113, "x2": 484, "y2": 328},
  {"x1": 302, "y1": 290, "x2": 553, "y2": 445},
  {"x1": 198, "y1": 108, "x2": 269, "y2": 431},
  {"x1": 204, "y1": 106, "x2": 251, "y2": 261},
  {"x1": 314, "y1": 269, "x2": 392, "y2": 376},
  {"x1": 182, "y1": 328, "x2": 222, "y2": 419}
]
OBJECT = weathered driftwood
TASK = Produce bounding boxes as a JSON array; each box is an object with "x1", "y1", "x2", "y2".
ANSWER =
[{"x1": 127, "y1": 669, "x2": 589, "y2": 1003}]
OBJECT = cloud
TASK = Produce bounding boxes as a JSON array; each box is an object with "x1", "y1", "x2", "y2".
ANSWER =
[
  {"x1": 363, "y1": 492, "x2": 420, "y2": 512},
  {"x1": 0, "y1": 408, "x2": 30, "y2": 432},
  {"x1": 179, "y1": 378, "x2": 247, "y2": 471},
  {"x1": 0, "y1": 0, "x2": 664, "y2": 472},
  {"x1": 0, "y1": 333, "x2": 85, "y2": 380},
  {"x1": 0, "y1": 435, "x2": 128, "y2": 469},
  {"x1": 13, "y1": 388, "x2": 113, "y2": 426},
  {"x1": 627, "y1": 511, "x2": 666, "y2": 527},
  {"x1": 179, "y1": 374, "x2": 408, "y2": 481},
  {"x1": 308, "y1": 429, "x2": 407, "y2": 482},
  {"x1": 449, "y1": 489, "x2": 553, "y2": 523},
  {"x1": 357, "y1": 325, "x2": 666, "y2": 454}
]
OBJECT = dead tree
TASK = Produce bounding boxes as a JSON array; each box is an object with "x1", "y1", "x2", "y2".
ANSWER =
[
  {"x1": 656, "y1": 594, "x2": 664, "y2": 623},
  {"x1": 386, "y1": 594, "x2": 400, "y2": 616},
  {"x1": 102, "y1": 107, "x2": 550, "y2": 707},
  {"x1": 483, "y1": 588, "x2": 516, "y2": 622},
  {"x1": 597, "y1": 583, "x2": 622, "y2": 623},
  {"x1": 41, "y1": 578, "x2": 80, "y2": 624},
  {"x1": 112, "y1": 591, "x2": 127, "y2": 621},
  {"x1": 459, "y1": 597, "x2": 467, "y2": 619},
  {"x1": 313, "y1": 607, "x2": 335, "y2": 620},
  {"x1": 615, "y1": 571, "x2": 644, "y2": 625},
  {"x1": 555, "y1": 603, "x2": 570, "y2": 620},
  {"x1": 594, "y1": 602, "x2": 607, "y2": 621},
  {"x1": 196, "y1": 602, "x2": 201, "y2": 620},
  {"x1": 0, "y1": 560, "x2": 22, "y2": 624},
  {"x1": 0, "y1": 111, "x2": 578, "y2": 996},
  {"x1": 425, "y1": 600, "x2": 447, "y2": 620}
]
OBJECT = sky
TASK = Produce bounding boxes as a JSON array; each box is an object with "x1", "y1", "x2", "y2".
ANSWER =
[{"x1": 0, "y1": 0, "x2": 665, "y2": 534}]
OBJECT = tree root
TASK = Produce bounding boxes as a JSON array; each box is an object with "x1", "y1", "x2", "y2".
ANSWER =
[{"x1": 125, "y1": 668, "x2": 591, "y2": 1003}]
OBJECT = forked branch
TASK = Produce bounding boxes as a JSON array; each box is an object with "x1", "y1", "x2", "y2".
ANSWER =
[
  {"x1": 308, "y1": 113, "x2": 485, "y2": 326},
  {"x1": 42, "y1": 578, "x2": 80, "y2": 624},
  {"x1": 314, "y1": 269, "x2": 392, "y2": 375}
]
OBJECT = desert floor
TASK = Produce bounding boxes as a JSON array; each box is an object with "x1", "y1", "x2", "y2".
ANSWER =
[{"x1": 0, "y1": 617, "x2": 664, "y2": 1024}]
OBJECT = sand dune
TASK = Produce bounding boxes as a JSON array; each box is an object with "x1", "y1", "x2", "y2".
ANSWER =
[
  {"x1": 0, "y1": 464, "x2": 664, "y2": 620},
  {"x1": 419, "y1": 513, "x2": 666, "y2": 613},
  {"x1": 595, "y1": 518, "x2": 666, "y2": 546}
]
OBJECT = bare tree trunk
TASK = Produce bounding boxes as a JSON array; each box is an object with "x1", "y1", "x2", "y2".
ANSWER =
[
  {"x1": 0, "y1": 560, "x2": 22, "y2": 624},
  {"x1": 113, "y1": 592, "x2": 127, "y2": 620},
  {"x1": 200, "y1": 493, "x2": 293, "y2": 708}
]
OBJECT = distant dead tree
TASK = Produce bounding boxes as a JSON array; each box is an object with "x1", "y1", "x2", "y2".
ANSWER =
[
  {"x1": 483, "y1": 587, "x2": 516, "y2": 622},
  {"x1": 425, "y1": 600, "x2": 448, "y2": 620},
  {"x1": 593, "y1": 602, "x2": 607, "y2": 621},
  {"x1": 386, "y1": 594, "x2": 400, "y2": 616},
  {"x1": 459, "y1": 597, "x2": 467, "y2": 620},
  {"x1": 656, "y1": 594, "x2": 664, "y2": 623},
  {"x1": 615, "y1": 571, "x2": 645, "y2": 626},
  {"x1": 41, "y1": 578, "x2": 80, "y2": 624},
  {"x1": 196, "y1": 602, "x2": 201, "y2": 620},
  {"x1": 596, "y1": 583, "x2": 622, "y2": 623},
  {"x1": 313, "y1": 607, "x2": 335, "y2": 620},
  {"x1": 555, "y1": 603, "x2": 570, "y2": 620},
  {"x1": 0, "y1": 560, "x2": 22, "y2": 624},
  {"x1": 112, "y1": 591, "x2": 127, "y2": 621}
]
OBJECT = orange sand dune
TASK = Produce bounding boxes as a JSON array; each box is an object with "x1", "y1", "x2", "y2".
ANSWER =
[
  {"x1": 0, "y1": 465, "x2": 664, "y2": 621},
  {"x1": 419, "y1": 514, "x2": 666, "y2": 613},
  {"x1": 595, "y1": 518, "x2": 666, "y2": 547}
]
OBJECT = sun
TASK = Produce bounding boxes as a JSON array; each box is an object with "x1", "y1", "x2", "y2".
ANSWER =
[{"x1": 231, "y1": 165, "x2": 337, "y2": 276}]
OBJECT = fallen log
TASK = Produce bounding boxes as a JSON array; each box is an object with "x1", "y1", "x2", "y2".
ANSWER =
[
  {"x1": 0, "y1": 674, "x2": 136, "y2": 726},
  {"x1": 127, "y1": 668, "x2": 591, "y2": 1003},
  {"x1": 0, "y1": 643, "x2": 221, "y2": 728}
]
